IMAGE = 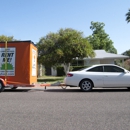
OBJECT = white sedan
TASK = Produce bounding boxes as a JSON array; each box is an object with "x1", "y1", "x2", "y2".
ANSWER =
[{"x1": 64, "y1": 64, "x2": 130, "y2": 92}]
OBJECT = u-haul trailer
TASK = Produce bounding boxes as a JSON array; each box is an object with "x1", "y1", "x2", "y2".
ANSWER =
[{"x1": 0, "y1": 40, "x2": 37, "y2": 92}]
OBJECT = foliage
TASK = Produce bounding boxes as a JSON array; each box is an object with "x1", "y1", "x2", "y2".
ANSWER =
[
  {"x1": 37, "y1": 28, "x2": 95, "y2": 75},
  {"x1": 122, "y1": 49, "x2": 130, "y2": 57},
  {"x1": 72, "y1": 66, "x2": 89, "y2": 71},
  {"x1": 124, "y1": 59, "x2": 130, "y2": 70},
  {"x1": 87, "y1": 21, "x2": 117, "y2": 54},
  {"x1": 57, "y1": 66, "x2": 65, "y2": 76},
  {"x1": 56, "y1": 66, "x2": 89, "y2": 76},
  {"x1": 126, "y1": 9, "x2": 130, "y2": 23},
  {"x1": 122, "y1": 50, "x2": 130, "y2": 70},
  {"x1": 0, "y1": 35, "x2": 15, "y2": 42}
]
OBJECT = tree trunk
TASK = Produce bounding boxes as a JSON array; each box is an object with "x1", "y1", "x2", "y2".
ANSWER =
[
  {"x1": 63, "y1": 63, "x2": 70, "y2": 75},
  {"x1": 38, "y1": 64, "x2": 43, "y2": 77}
]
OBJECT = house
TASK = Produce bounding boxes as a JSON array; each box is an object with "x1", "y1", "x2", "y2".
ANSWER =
[
  {"x1": 83, "y1": 50, "x2": 129, "y2": 66},
  {"x1": 39, "y1": 50, "x2": 129, "y2": 76}
]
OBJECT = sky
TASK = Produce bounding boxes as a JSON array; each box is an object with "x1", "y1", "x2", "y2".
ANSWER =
[{"x1": 0, "y1": 0, "x2": 130, "y2": 54}]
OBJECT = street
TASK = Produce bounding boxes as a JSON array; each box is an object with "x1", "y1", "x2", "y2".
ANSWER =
[{"x1": 0, "y1": 87, "x2": 130, "y2": 130}]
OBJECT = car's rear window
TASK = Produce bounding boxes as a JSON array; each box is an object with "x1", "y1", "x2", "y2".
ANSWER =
[{"x1": 87, "y1": 66, "x2": 103, "y2": 72}]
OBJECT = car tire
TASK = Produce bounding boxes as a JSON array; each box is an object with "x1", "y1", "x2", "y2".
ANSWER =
[
  {"x1": 0, "y1": 81, "x2": 5, "y2": 92},
  {"x1": 80, "y1": 79, "x2": 93, "y2": 92},
  {"x1": 11, "y1": 87, "x2": 18, "y2": 90}
]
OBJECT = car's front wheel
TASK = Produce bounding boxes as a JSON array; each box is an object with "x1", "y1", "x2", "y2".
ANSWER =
[{"x1": 80, "y1": 79, "x2": 93, "y2": 92}]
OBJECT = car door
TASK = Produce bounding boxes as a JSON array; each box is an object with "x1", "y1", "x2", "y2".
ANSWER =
[
  {"x1": 87, "y1": 66, "x2": 104, "y2": 87},
  {"x1": 103, "y1": 65, "x2": 130, "y2": 87}
]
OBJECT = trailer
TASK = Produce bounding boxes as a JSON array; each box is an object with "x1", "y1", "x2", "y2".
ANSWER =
[{"x1": 0, "y1": 40, "x2": 37, "y2": 92}]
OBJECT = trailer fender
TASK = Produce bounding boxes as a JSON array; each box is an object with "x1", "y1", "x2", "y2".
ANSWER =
[
  {"x1": 0, "y1": 78, "x2": 6, "y2": 87},
  {"x1": 0, "y1": 78, "x2": 6, "y2": 92}
]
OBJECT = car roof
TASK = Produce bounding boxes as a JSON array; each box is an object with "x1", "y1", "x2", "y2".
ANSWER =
[
  {"x1": 92, "y1": 64, "x2": 117, "y2": 67},
  {"x1": 82, "y1": 64, "x2": 126, "y2": 71}
]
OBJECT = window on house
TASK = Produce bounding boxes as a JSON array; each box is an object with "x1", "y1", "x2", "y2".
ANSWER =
[{"x1": 71, "y1": 60, "x2": 84, "y2": 66}]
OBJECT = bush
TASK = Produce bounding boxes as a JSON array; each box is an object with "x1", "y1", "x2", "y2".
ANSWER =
[
  {"x1": 72, "y1": 66, "x2": 87, "y2": 71},
  {"x1": 56, "y1": 66, "x2": 89, "y2": 76},
  {"x1": 57, "y1": 66, "x2": 65, "y2": 76}
]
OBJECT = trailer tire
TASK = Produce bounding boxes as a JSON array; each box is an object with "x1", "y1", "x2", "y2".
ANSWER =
[
  {"x1": 0, "y1": 81, "x2": 5, "y2": 92},
  {"x1": 11, "y1": 87, "x2": 18, "y2": 90}
]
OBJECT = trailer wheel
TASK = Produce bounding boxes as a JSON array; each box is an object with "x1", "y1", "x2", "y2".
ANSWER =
[
  {"x1": 0, "y1": 81, "x2": 5, "y2": 92},
  {"x1": 11, "y1": 87, "x2": 18, "y2": 90}
]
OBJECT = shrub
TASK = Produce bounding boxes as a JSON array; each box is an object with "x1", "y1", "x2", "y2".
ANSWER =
[
  {"x1": 57, "y1": 66, "x2": 65, "y2": 76},
  {"x1": 56, "y1": 66, "x2": 89, "y2": 76}
]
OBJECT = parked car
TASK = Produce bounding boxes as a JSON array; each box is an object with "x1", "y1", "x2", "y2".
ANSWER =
[{"x1": 64, "y1": 64, "x2": 130, "y2": 92}]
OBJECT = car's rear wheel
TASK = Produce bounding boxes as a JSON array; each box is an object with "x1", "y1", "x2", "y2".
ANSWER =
[
  {"x1": 0, "y1": 81, "x2": 5, "y2": 92},
  {"x1": 80, "y1": 79, "x2": 93, "y2": 92}
]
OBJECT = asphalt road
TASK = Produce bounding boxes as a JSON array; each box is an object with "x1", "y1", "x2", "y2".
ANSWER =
[{"x1": 0, "y1": 87, "x2": 130, "y2": 130}]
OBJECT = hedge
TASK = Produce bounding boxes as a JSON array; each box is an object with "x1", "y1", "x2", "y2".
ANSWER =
[{"x1": 57, "y1": 66, "x2": 89, "y2": 76}]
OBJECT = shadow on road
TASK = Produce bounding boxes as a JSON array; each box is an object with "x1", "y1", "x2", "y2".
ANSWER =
[
  {"x1": 44, "y1": 88, "x2": 130, "y2": 93},
  {"x1": 3, "y1": 89, "x2": 45, "y2": 93},
  {"x1": 2, "y1": 88, "x2": 130, "y2": 93},
  {"x1": 3, "y1": 89, "x2": 32, "y2": 92}
]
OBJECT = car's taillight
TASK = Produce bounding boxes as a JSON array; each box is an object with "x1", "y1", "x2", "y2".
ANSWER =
[{"x1": 67, "y1": 73, "x2": 73, "y2": 77}]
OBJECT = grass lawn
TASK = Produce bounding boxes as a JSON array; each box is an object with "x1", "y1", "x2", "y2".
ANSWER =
[{"x1": 37, "y1": 76, "x2": 65, "y2": 84}]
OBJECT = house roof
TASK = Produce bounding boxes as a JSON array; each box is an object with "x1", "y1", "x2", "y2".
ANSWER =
[{"x1": 84, "y1": 50, "x2": 129, "y2": 60}]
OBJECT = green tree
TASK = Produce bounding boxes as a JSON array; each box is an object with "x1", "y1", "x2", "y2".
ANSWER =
[
  {"x1": 87, "y1": 21, "x2": 117, "y2": 54},
  {"x1": 37, "y1": 28, "x2": 95, "y2": 75},
  {"x1": 122, "y1": 50, "x2": 130, "y2": 70},
  {"x1": 122, "y1": 49, "x2": 130, "y2": 56},
  {"x1": 126, "y1": 9, "x2": 130, "y2": 23},
  {"x1": 0, "y1": 35, "x2": 15, "y2": 42}
]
